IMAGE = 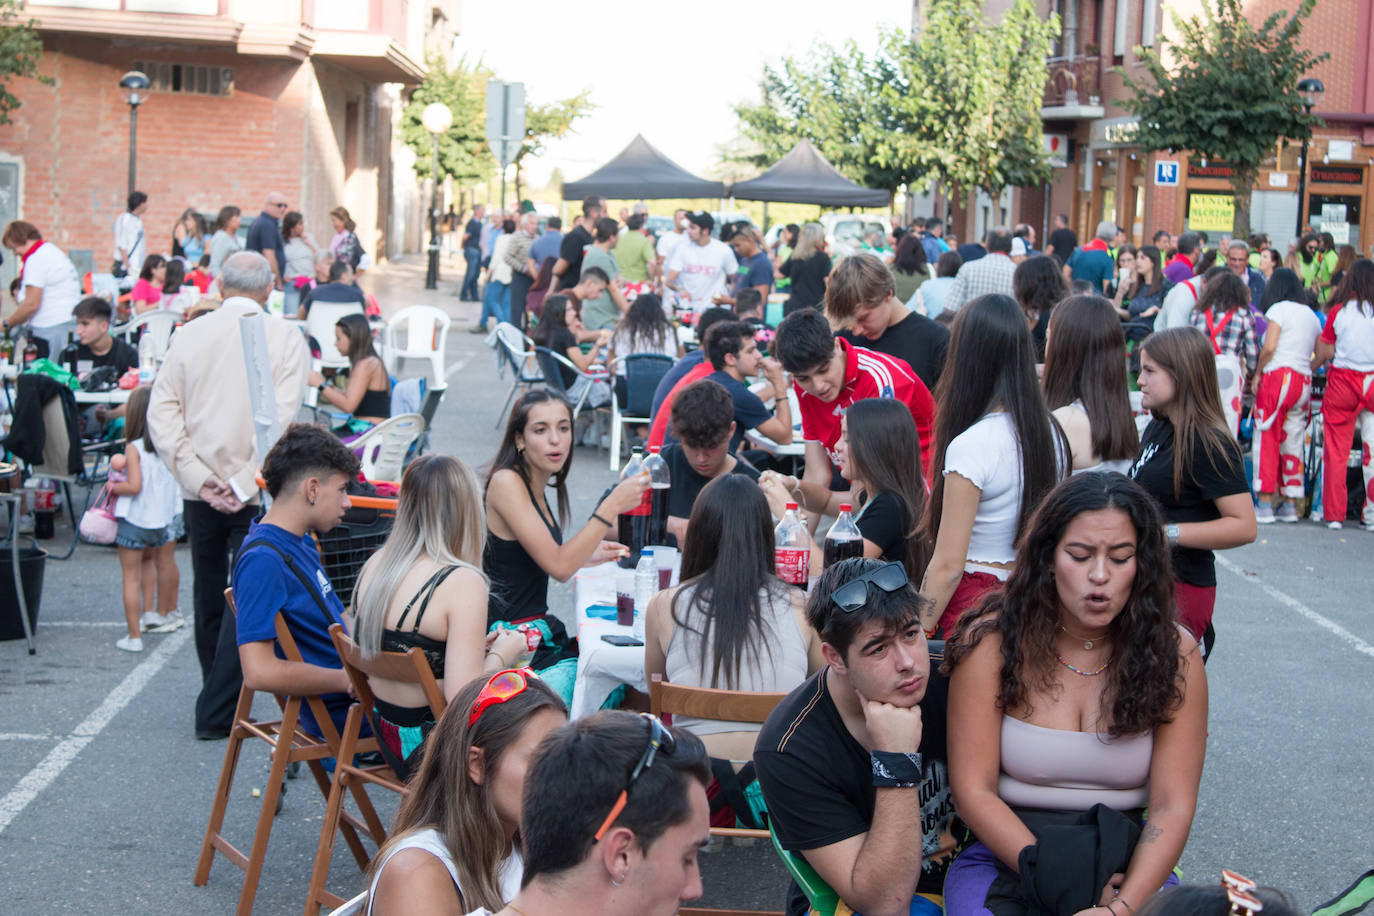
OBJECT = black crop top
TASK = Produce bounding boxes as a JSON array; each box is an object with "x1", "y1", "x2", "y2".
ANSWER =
[
  {"x1": 379, "y1": 565, "x2": 461, "y2": 679},
  {"x1": 354, "y1": 384, "x2": 391, "y2": 419},
  {"x1": 483, "y1": 475, "x2": 563, "y2": 624}
]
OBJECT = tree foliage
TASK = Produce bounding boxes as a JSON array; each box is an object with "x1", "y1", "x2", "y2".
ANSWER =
[
  {"x1": 1120, "y1": 0, "x2": 1327, "y2": 234},
  {"x1": 401, "y1": 53, "x2": 494, "y2": 186},
  {"x1": 513, "y1": 91, "x2": 593, "y2": 201},
  {"x1": 0, "y1": 0, "x2": 54, "y2": 126}
]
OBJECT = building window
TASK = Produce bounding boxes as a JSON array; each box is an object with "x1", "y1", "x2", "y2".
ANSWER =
[
  {"x1": 1113, "y1": 0, "x2": 1129, "y2": 61},
  {"x1": 1140, "y1": 0, "x2": 1157, "y2": 48},
  {"x1": 132, "y1": 60, "x2": 233, "y2": 96}
]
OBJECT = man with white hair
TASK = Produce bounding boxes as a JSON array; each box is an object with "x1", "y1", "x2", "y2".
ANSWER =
[
  {"x1": 149, "y1": 250, "x2": 310, "y2": 740},
  {"x1": 506, "y1": 210, "x2": 541, "y2": 331},
  {"x1": 1066, "y1": 220, "x2": 1118, "y2": 293}
]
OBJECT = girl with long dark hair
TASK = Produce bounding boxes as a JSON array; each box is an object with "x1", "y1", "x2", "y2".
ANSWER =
[
  {"x1": 1012, "y1": 254, "x2": 1068, "y2": 359},
  {"x1": 943, "y1": 472, "x2": 1206, "y2": 916},
  {"x1": 483, "y1": 390, "x2": 648, "y2": 668},
  {"x1": 920, "y1": 293, "x2": 1068, "y2": 637},
  {"x1": 364, "y1": 671, "x2": 568, "y2": 914},
  {"x1": 1129, "y1": 327, "x2": 1255, "y2": 654},
  {"x1": 131, "y1": 253, "x2": 167, "y2": 314},
  {"x1": 208, "y1": 205, "x2": 242, "y2": 277},
  {"x1": 1043, "y1": 294, "x2": 1139, "y2": 474},
  {"x1": 891, "y1": 231, "x2": 930, "y2": 303},
  {"x1": 308, "y1": 312, "x2": 391, "y2": 428},
  {"x1": 609, "y1": 292, "x2": 681, "y2": 397},
  {"x1": 530, "y1": 294, "x2": 613, "y2": 408},
  {"x1": 645, "y1": 474, "x2": 822, "y2": 760},
  {"x1": 1107, "y1": 243, "x2": 1138, "y2": 316},
  {"x1": 1313, "y1": 258, "x2": 1374, "y2": 529},
  {"x1": 171, "y1": 208, "x2": 207, "y2": 263}
]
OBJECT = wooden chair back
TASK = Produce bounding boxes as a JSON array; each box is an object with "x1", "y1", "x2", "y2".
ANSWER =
[{"x1": 327, "y1": 622, "x2": 448, "y2": 736}]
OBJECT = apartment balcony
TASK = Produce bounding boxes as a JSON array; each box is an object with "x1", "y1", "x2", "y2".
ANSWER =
[{"x1": 1041, "y1": 55, "x2": 1106, "y2": 120}]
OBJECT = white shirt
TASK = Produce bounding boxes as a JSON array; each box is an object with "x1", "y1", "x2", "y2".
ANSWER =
[
  {"x1": 490, "y1": 233, "x2": 514, "y2": 285},
  {"x1": 113, "y1": 211, "x2": 147, "y2": 278},
  {"x1": 1262, "y1": 300, "x2": 1322, "y2": 375},
  {"x1": 367, "y1": 828, "x2": 521, "y2": 916},
  {"x1": 1326, "y1": 299, "x2": 1374, "y2": 372},
  {"x1": 610, "y1": 327, "x2": 678, "y2": 375},
  {"x1": 18, "y1": 242, "x2": 82, "y2": 328},
  {"x1": 667, "y1": 238, "x2": 737, "y2": 311},
  {"x1": 943, "y1": 412, "x2": 1037, "y2": 570},
  {"x1": 114, "y1": 439, "x2": 180, "y2": 529},
  {"x1": 1155, "y1": 277, "x2": 1203, "y2": 331},
  {"x1": 656, "y1": 229, "x2": 688, "y2": 262}
]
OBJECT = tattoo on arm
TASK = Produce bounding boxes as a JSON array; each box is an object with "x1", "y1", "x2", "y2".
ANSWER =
[{"x1": 1140, "y1": 824, "x2": 1163, "y2": 844}]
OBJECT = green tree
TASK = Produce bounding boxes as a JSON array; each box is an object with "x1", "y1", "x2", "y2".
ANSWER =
[
  {"x1": 876, "y1": 0, "x2": 1060, "y2": 225},
  {"x1": 401, "y1": 53, "x2": 494, "y2": 187},
  {"x1": 512, "y1": 91, "x2": 593, "y2": 202},
  {"x1": 0, "y1": 0, "x2": 54, "y2": 126},
  {"x1": 1120, "y1": 0, "x2": 1327, "y2": 235}
]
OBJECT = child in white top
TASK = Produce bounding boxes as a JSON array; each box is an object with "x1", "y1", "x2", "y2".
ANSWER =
[{"x1": 108, "y1": 386, "x2": 183, "y2": 651}]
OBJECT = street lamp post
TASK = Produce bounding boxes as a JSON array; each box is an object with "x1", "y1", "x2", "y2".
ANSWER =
[
  {"x1": 1295, "y1": 77, "x2": 1325, "y2": 238},
  {"x1": 119, "y1": 71, "x2": 149, "y2": 198},
  {"x1": 421, "y1": 102, "x2": 454, "y2": 290}
]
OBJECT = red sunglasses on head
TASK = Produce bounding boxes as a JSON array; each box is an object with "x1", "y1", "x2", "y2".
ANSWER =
[{"x1": 468, "y1": 667, "x2": 538, "y2": 727}]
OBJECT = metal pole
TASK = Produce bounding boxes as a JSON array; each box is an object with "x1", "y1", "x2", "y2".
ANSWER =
[
  {"x1": 1295, "y1": 107, "x2": 1313, "y2": 238},
  {"x1": 425, "y1": 139, "x2": 440, "y2": 290},
  {"x1": 127, "y1": 104, "x2": 138, "y2": 197},
  {"x1": 499, "y1": 83, "x2": 510, "y2": 214}
]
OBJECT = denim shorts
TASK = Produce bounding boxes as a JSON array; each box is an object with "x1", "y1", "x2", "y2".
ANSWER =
[{"x1": 115, "y1": 519, "x2": 171, "y2": 549}]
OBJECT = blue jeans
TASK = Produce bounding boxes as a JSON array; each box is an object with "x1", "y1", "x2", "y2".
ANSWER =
[
  {"x1": 480, "y1": 279, "x2": 510, "y2": 327},
  {"x1": 461, "y1": 246, "x2": 482, "y2": 299}
]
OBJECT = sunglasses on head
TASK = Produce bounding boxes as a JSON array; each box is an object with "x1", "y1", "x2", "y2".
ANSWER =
[
  {"x1": 468, "y1": 667, "x2": 538, "y2": 727},
  {"x1": 593, "y1": 713, "x2": 676, "y2": 842},
  {"x1": 830, "y1": 561, "x2": 911, "y2": 614}
]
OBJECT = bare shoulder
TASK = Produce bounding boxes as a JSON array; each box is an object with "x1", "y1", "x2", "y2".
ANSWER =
[{"x1": 371, "y1": 846, "x2": 458, "y2": 909}]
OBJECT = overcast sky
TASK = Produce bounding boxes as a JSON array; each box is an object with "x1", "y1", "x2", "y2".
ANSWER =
[{"x1": 453, "y1": 0, "x2": 911, "y2": 187}]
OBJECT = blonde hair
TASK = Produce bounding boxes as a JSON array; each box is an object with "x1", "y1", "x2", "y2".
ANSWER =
[
  {"x1": 825, "y1": 251, "x2": 895, "y2": 322},
  {"x1": 792, "y1": 222, "x2": 824, "y2": 263},
  {"x1": 352, "y1": 455, "x2": 486, "y2": 656}
]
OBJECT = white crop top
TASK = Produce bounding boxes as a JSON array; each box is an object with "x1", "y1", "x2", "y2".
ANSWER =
[
  {"x1": 367, "y1": 828, "x2": 522, "y2": 915},
  {"x1": 943, "y1": 412, "x2": 1029, "y2": 568}
]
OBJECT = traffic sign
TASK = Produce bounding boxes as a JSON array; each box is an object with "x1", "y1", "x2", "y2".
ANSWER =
[
  {"x1": 485, "y1": 80, "x2": 526, "y2": 168},
  {"x1": 1154, "y1": 160, "x2": 1180, "y2": 186}
]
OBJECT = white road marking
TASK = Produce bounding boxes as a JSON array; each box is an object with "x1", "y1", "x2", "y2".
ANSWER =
[
  {"x1": 0, "y1": 627, "x2": 189, "y2": 834},
  {"x1": 1217, "y1": 555, "x2": 1374, "y2": 659},
  {"x1": 444, "y1": 355, "x2": 471, "y2": 381},
  {"x1": 0, "y1": 733, "x2": 54, "y2": 741}
]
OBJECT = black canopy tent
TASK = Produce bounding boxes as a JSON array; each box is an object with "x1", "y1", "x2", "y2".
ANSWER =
[
  {"x1": 727, "y1": 139, "x2": 890, "y2": 208},
  {"x1": 562, "y1": 134, "x2": 726, "y2": 200}
]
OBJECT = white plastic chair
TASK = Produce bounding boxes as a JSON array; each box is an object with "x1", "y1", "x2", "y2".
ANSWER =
[
  {"x1": 111, "y1": 309, "x2": 179, "y2": 362},
  {"x1": 492, "y1": 322, "x2": 544, "y2": 428},
  {"x1": 383, "y1": 305, "x2": 450, "y2": 382},
  {"x1": 306, "y1": 301, "x2": 366, "y2": 369},
  {"x1": 348, "y1": 413, "x2": 425, "y2": 482}
]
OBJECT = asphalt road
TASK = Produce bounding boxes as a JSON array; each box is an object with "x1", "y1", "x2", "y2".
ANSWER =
[{"x1": 0, "y1": 263, "x2": 1370, "y2": 913}]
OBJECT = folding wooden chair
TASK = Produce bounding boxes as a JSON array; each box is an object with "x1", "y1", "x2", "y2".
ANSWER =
[
  {"x1": 194, "y1": 589, "x2": 386, "y2": 916},
  {"x1": 649, "y1": 675, "x2": 786, "y2": 916},
  {"x1": 304, "y1": 623, "x2": 449, "y2": 915}
]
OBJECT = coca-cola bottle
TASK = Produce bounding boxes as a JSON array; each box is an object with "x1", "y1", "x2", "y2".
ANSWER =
[
  {"x1": 617, "y1": 447, "x2": 648, "y2": 569},
  {"x1": 643, "y1": 445, "x2": 671, "y2": 550},
  {"x1": 774, "y1": 502, "x2": 811, "y2": 588},
  {"x1": 823, "y1": 504, "x2": 864, "y2": 568}
]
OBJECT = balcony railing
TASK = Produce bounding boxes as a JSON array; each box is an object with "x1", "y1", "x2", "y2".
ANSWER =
[{"x1": 1043, "y1": 55, "x2": 1101, "y2": 108}]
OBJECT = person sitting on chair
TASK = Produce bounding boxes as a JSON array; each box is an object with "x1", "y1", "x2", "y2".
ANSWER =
[
  {"x1": 660, "y1": 379, "x2": 761, "y2": 545},
  {"x1": 308, "y1": 312, "x2": 391, "y2": 432},
  {"x1": 73, "y1": 295, "x2": 138, "y2": 437},
  {"x1": 232, "y1": 423, "x2": 361, "y2": 738},
  {"x1": 297, "y1": 258, "x2": 365, "y2": 319}
]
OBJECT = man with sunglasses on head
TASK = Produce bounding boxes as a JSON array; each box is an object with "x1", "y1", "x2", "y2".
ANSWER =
[
  {"x1": 755, "y1": 558, "x2": 955, "y2": 916},
  {"x1": 469, "y1": 710, "x2": 711, "y2": 916}
]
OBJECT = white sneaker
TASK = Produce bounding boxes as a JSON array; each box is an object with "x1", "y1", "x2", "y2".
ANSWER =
[
  {"x1": 1255, "y1": 502, "x2": 1275, "y2": 524},
  {"x1": 115, "y1": 636, "x2": 144, "y2": 653},
  {"x1": 1275, "y1": 502, "x2": 1300, "y2": 523},
  {"x1": 141, "y1": 609, "x2": 185, "y2": 633},
  {"x1": 1327, "y1": 520, "x2": 1343, "y2": 530}
]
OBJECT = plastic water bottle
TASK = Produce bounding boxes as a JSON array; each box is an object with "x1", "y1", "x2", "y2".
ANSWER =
[
  {"x1": 634, "y1": 547, "x2": 655, "y2": 641},
  {"x1": 642, "y1": 445, "x2": 672, "y2": 549},
  {"x1": 137, "y1": 333, "x2": 155, "y2": 385},
  {"x1": 823, "y1": 504, "x2": 864, "y2": 568},
  {"x1": 617, "y1": 447, "x2": 647, "y2": 568},
  {"x1": 774, "y1": 502, "x2": 811, "y2": 588}
]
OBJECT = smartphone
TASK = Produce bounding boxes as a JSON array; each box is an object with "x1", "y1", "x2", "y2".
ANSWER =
[{"x1": 601, "y1": 634, "x2": 644, "y2": 647}]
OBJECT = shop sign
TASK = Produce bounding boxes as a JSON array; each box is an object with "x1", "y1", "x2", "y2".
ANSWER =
[
  {"x1": 1310, "y1": 165, "x2": 1363, "y2": 185},
  {"x1": 1044, "y1": 133, "x2": 1069, "y2": 168},
  {"x1": 1188, "y1": 193, "x2": 1235, "y2": 232},
  {"x1": 1188, "y1": 158, "x2": 1235, "y2": 179},
  {"x1": 1320, "y1": 204, "x2": 1351, "y2": 244},
  {"x1": 1090, "y1": 116, "x2": 1140, "y2": 148},
  {"x1": 1154, "y1": 160, "x2": 1180, "y2": 186}
]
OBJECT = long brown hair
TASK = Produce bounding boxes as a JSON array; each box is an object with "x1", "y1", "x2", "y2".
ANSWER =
[
  {"x1": 123, "y1": 386, "x2": 155, "y2": 454},
  {"x1": 484, "y1": 390, "x2": 575, "y2": 527},
  {"x1": 366, "y1": 673, "x2": 567, "y2": 911},
  {"x1": 1139, "y1": 327, "x2": 1237, "y2": 499},
  {"x1": 844, "y1": 398, "x2": 930, "y2": 580},
  {"x1": 1042, "y1": 295, "x2": 1139, "y2": 464},
  {"x1": 335, "y1": 312, "x2": 381, "y2": 368}
]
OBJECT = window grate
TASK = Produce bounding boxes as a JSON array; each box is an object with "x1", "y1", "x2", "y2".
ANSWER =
[{"x1": 132, "y1": 60, "x2": 233, "y2": 97}]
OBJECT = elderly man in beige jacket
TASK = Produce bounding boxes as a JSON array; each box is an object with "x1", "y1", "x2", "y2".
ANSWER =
[{"x1": 149, "y1": 250, "x2": 310, "y2": 739}]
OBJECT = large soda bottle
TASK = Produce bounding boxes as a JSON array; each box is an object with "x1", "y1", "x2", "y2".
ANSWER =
[
  {"x1": 633, "y1": 548, "x2": 655, "y2": 641},
  {"x1": 642, "y1": 445, "x2": 671, "y2": 550},
  {"x1": 60, "y1": 332, "x2": 80, "y2": 378},
  {"x1": 823, "y1": 504, "x2": 864, "y2": 568},
  {"x1": 774, "y1": 502, "x2": 811, "y2": 588},
  {"x1": 617, "y1": 447, "x2": 648, "y2": 569}
]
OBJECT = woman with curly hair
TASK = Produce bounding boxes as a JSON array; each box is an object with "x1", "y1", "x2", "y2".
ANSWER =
[
  {"x1": 943, "y1": 472, "x2": 1207, "y2": 916},
  {"x1": 1013, "y1": 254, "x2": 1068, "y2": 360}
]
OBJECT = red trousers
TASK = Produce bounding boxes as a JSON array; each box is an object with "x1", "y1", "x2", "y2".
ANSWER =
[
  {"x1": 1321, "y1": 367, "x2": 1374, "y2": 524},
  {"x1": 1252, "y1": 367, "x2": 1310, "y2": 498},
  {"x1": 1174, "y1": 581, "x2": 1216, "y2": 643},
  {"x1": 937, "y1": 570, "x2": 1003, "y2": 637}
]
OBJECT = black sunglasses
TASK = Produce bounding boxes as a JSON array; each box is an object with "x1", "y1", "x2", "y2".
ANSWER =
[
  {"x1": 830, "y1": 561, "x2": 910, "y2": 614},
  {"x1": 593, "y1": 713, "x2": 676, "y2": 842}
]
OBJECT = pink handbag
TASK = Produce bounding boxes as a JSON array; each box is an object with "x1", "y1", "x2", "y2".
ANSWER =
[{"x1": 78, "y1": 483, "x2": 119, "y2": 545}]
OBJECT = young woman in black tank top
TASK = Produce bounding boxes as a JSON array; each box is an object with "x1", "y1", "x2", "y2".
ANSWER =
[
  {"x1": 308, "y1": 312, "x2": 392, "y2": 427},
  {"x1": 482, "y1": 391, "x2": 649, "y2": 669}
]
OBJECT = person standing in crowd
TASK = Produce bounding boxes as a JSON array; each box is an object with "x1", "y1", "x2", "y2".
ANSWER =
[
  {"x1": 477, "y1": 217, "x2": 517, "y2": 333},
  {"x1": 772, "y1": 223, "x2": 799, "y2": 297},
  {"x1": 778, "y1": 222, "x2": 831, "y2": 316},
  {"x1": 1251, "y1": 269, "x2": 1321, "y2": 524},
  {"x1": 890, "y1": 231, "x2": 930, "y2": 304},
  {"x1": 943, "y1": 472, "x2": 1206, "y2": 916},
  {"x1": 1129, "y1": 327, "x2": 1256, "y2": 656},
  {"x1": 1108, "y1": 245, "x2": 1138, "y2": 317},
  {"x1": 656, "y1": 208, "x2": 690, "y2": 281},
  {"x1": 553, "y1": 196, "x2": 602, "y2": 292},
  {"x1": 1313, "y1": 259, "x2": 1374, "y2": 530},
  {"x1": 1043, "y1": 295, "x2": 1140, "y2": 473},
  {"x1": 1258, "y1": 246, "x2": 1283, "y2": 281},
  {"x1": 913, "y1": 250, "x2": 963, "y2": 319},
  {"x1": 948, "y1": 228, "x2": 1018, "y2": 310},
  {"x1": 329, "y1": 206, "x2": 364, "y2": 270},
  {"x1": 280, "y1": 210, "x2": 319, "y2": 317},
  {"x1": 1121, "y1": 245, "x2": 1172, "y2": 367},
  {"x1": 148, "y1": 250, "x2": 310, "y2": 740},
  {"x1": 755, "y1": 558, "x2": 954, "y2": 916},
  {"x1": 245, "y1": 192, "x2": 289, "y2": 290},
  {"x1": 1012, "y1": 254, "x2": 1068, "y2": 360},
  {"x1": 1191, "y1": 271, "x2": 1258, "y2": 436},
  {"x1": 920, "y1": 294, "x2": 1068, "y2": 637},
  {"x1": 461, "y1": 204, "x2": 486, "y2": 301},
  {"x1": 1066, "y1": 221, "x2": 1118, "y2": 293},
  {"x1": 1046, "y1": 212, "x2": 1078, "y2": 265},
  {"x1": 614, "y1": 212, "x2": 657, "y2": 301},
  {"x1": 482, "y1": 391, "x2": 649, "y2": 669},
  {"x1": 579, "y1": 218, "x2": 632, "y2": 331},
  {"x1": 208, "y1": 205, "x2": 242, "y2": 278},
  {"x1": 830, "y1": 251, "x2": 950, "y2": 391},
  {"x1": 715, "y1": 226, "x2": 774, "y2": 308},
  {"x1": 113, "y1": 190, "x2": 149, "y2": 288},
  {"x1": 1226, "y1": 240, "x2": 1266, "y2": 309},
  {"x1": 1164, "y1": 230, "x2": 1201, "y2": 284},
  {"x1": 1313, "y1": 232, "x2": 1340, "y2": 304},
  {"x1": 661, "y1": 379, "x2": 762, "y2": 543},
  {"x1": 1157, "y1": 265, "x2": 1228, "y2": 331},
  {"x1": 505, "y1": 211, "x2": 540, "y2": 332},
  {"x1": 665, "y1": 212, "x2": 738, "y2": 315},
  {"x1": 172, "y1": 208, "x2": 208, "y2": 264},
  {"x1": 1012, "y1": 223, "x2": 1039, "y2": 257},
  {"x1": 529, "y1": 215, "x2": 562, "y2": 270},
  {"x1": 922, "y1": 217, "x2": 950, "y2": 264},
  {"x1": 2, "y1": 220, "x2": 82, "y2": 357},
  {"x1": 645, "y1": 475, "x2": 822, "y2": 761}
]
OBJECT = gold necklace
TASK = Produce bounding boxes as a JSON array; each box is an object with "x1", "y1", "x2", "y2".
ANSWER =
[
  {"x1": 1059, "y1": 624, "x2": 1105, "y2": 651},
  {"x1": 1057, "y1": 653, "x2": 1112, "y2": 676}
]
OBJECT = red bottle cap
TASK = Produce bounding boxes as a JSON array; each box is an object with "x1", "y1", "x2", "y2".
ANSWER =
[
  {"x1": 785, "y1": 502, "x2": 799, "y2": 510},
  {"x1": 649, "y1": 445, "x2": 660, "y2": 453},
  {"x1": 839, "y1": 503, "x2": 852, "y2": 512}
]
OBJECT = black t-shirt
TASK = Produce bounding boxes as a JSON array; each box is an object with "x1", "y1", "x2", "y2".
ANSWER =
[
  {"x1": 1127, "y1": 417, "x2": 1248, "y2": 587},
  {"x1": 755, "y1": 667, "x2": 954, "y2": 916},
  {"x1": 837, "y1": 311, "x2": 950, "y2": 391},
  {"x1": 781, "y1": 252, "x2": 832, "y2": 313},
  {"x1": 462, "y1": 217, "x2": 482, "y2": 249},
  {"x1": 555, "y1": 224, "x2": 593, "y2": 291},
  {"x1": 662, "y1": 444, "x2": 761, "y2": 519},
  {"x1": 300, "y1": 281, "x2": 366, "y2": 316},
  {"x1": 1047, "y1": 227, "x2": 1079, "y2": 264},
  {"x1": 75, "y1": 338, "x2": 138, "y2": 376},
  {"x1": 852, "y1": 492, "x2": 910, "y2": 564},
  {"x1": 547, "y1": 326, "x2": 579, "y2": 389}
]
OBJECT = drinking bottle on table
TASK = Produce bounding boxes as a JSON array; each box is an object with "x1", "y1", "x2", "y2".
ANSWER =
[
  {"x1": 617, "y1": 447, "x2": 647, "y2": 569},
  {"x1": 774, "y1": 502, "x2": 811, "y2": 588},
  {"x1": 634, "y1": 548, "x2": 655, "y2": 641},
  {"x1": 642, "y1": 445, "x2": 671, "y2": 550},
  {"x1": 823, "y1": 504, "x2": 863, "y2": 568}
]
